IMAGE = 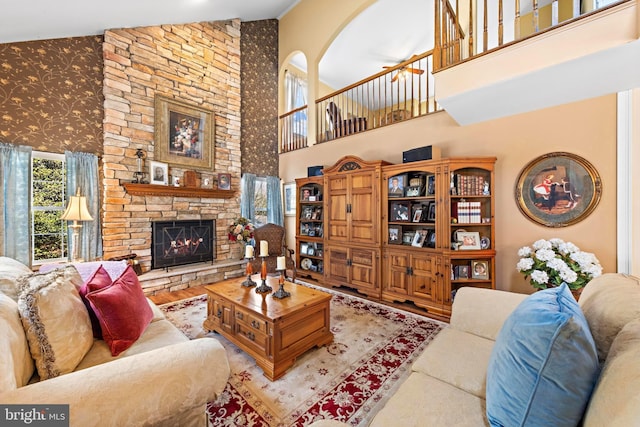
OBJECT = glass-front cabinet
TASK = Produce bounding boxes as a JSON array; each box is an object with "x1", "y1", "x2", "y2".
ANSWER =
[{"x1": 295, "y1": 177, "x2": 324, "y2": 281}]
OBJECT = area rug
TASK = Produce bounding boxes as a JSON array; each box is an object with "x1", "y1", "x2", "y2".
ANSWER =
[{"x1": 159, "y1": 282, "x2": 444, "y2": 426}]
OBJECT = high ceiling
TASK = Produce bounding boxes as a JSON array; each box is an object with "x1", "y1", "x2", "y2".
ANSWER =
[
  {"x1": 0, "y1": 0, "x2": 300, "y2": 44},
  {"x1": 1, "y1": 0, "x2": 430, "y2": 95}
]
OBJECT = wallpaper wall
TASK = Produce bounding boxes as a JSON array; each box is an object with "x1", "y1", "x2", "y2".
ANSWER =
[
  {"x1": 0, "y1": 36, "x2": 104, "y2": 154},
  {"x1": 240, "y1": 19, "x2": 279, "y2": 177}
]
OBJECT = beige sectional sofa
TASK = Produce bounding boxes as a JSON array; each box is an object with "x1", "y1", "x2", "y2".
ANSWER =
[
  {"x1": 0, "y1": 257, "x2": 230, "y2": 427},
  {"x1": 311, "y1": 273, "x2": 640, "y2": 426}
]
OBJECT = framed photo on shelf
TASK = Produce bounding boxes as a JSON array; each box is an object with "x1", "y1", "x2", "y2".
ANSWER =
[
  {"x1": 217, "y1": 173, "x2": 231, "y2": 190},
  {"x1": 390, "y1": 202, "x2": 411, "y2": 222},
  {"x1": 300, "y1": 186, "x2": 314, "y2": 201},
  {"x1": 426, "y1": 175, "x2": 436, "y2": 195},
  {"x1": 302, "y1": 206, "x2": 314, "y2": 220},
  {"x1": 426, "y1": 230, "x2": 436, "y2": 248},
  {"x1": 283, "y1": 182, "x2": 296, "y2": 216},
  {"x1": 149, "y1": 161, "x2": 168, "y2": 185},
  {"x1": 154, "y1": 95, "x2": 214, "y2": 170},
  {"x1": 457, "y1": 231, "x2": 481, "y2": 250},
  {"x1": 426, "y1": 201, "x2": 436, "y2": 222},
  {"x1": 456, "y1": 264, "x2": 470, "y2": 279},
  {"x1": 472, "y1": 260, "x2": 489, "y2": 280},
  {"x1": 388, "y1": 226, "x2": 402, "y2": 244},
  {"x1": 388, "y1": 174, "x2": 408, "y2": 197},
  {"x1": 412, "y1": 208, "x2": 423, "y2": 223},
  {"x1": 411, "y1": 229, "x2": 429, "y2": 247},
  {"x1": 300, "y1": 243, "x2": 309, "y2": 255},
  {"x1": 300, "y1": 223, "x2": 310, "y2": 235}
]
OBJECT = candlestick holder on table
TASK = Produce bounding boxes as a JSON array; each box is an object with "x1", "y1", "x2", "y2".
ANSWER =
[
  {"x1": 241, "y1": 256, "x2": 257, "y2": 287},
  {"x1": 255, "y1": 255, "x2": 272, "y2": 293},
  {"x1": 272, "y1": 269, "x2": 291, "y2": 299}
]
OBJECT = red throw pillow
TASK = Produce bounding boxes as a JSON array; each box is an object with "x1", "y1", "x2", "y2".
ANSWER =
[
  {"x1": 85, "y1": 265, "x2": 153, "y2": 356},
  {"x1": 79, "y1": 265, "x2": 113, "y2": 338}
]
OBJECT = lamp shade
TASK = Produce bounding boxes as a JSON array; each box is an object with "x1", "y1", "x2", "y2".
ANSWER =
[{"x1": 61, "y1": 195, "x2": 93, "y2": 222}]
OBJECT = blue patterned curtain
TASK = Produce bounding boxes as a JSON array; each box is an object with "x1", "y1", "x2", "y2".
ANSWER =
[
  {"x1": 0, "y1": 143, "x2": 32, "y2": 264},
  {"x1": 266, "y1": 176, "x2": 283, "y2": 226},
  {"x1": 240, "y1": 173, "x2": 256, "y2": 221},
  {"x1": 65, "y1": 151, "x2": 102, "y2": 261}
]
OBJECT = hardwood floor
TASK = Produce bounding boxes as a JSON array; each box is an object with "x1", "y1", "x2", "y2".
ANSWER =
[{"x1": 148, "y1": 285, "x2": 207, "y2": 305}]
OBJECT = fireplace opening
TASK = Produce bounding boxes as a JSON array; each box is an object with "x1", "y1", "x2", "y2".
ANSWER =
[{"x1": 151, "y1": 219, "x2": 216, "y2": 270}]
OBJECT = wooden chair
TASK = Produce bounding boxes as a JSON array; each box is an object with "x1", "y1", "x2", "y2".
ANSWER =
[
  {"x1": 248, "y1": 223, "x2": 296, "y2": 280},
  {"x1": 326, "y1": 101, "x2": 367, "y2": 139}
]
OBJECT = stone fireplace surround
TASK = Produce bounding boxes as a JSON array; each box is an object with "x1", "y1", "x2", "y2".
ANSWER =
[{"x1": 101, "y1": 20, "x2": 245, "y2": 294}]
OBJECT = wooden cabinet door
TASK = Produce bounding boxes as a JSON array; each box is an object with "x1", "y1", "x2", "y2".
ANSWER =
[
  {"x1": 350, "y1": 247, "x2": 379, "y2": 297},
  {"x1": 210, "y1": 297, "x2": 234, "y2": 335},
  {"x1": 325, "y1": 245, "x2": 350, "y2": 285},
  {"x1": 349, "y1": 170, "x2": 379, "y2": 245},
  {"x1": 411, "y1": 253, "x2": 439, "y2": 304},
  {"x1": 325, "y1": 174, "x2": 348, "y2": 243},
  {"x1": 384, "y1": 250, "x2": 410, "y2": 297}
]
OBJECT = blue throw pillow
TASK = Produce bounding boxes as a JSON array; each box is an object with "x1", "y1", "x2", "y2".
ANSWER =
[{"x1": 486, "y1": 283, "x2": 600, "y2": 427}]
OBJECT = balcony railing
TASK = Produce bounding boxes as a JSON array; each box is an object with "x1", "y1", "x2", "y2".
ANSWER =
[
  {"x1": 280, "y1": 105, "x2": 308, "y2": 153},
  {"x1": 434, "y1": 0, "x2": 628, "y2": 69},
  {"x1": 315, "y1": 51, "x2": 440, "y2": 144}
]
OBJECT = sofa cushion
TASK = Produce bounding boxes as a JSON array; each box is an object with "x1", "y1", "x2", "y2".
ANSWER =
[
  {"x1": 0, "y1": 256, "x2": 32, "y2": 301},
  {"x1": 80, "y1": 265, "x2": 113, "y2": 338},
  {"x1": 370, "y1": 373, "x2": 488, "y2": 427},
  {"x1": 16, "y1": 266, "x2": 93, "y2": 380},
  {"x1": 86, "y1": 266, "x2": 153, "y2": 356},
  {"x1": 76, "y1": 318, "x2": 188, "y2": 370},
  {"x1": 583, "y1": 318, "x2": 640, "y2": 426},
  {"x1": 486, "y1": 283, "x2": 599, "y2": 427},
  {"x1": 578, "y1": 273, "x2": 640, "y2": 362},
  {"x1": 412, "y1": 327, "x2": 495, "y2": 399},
  {"x1": 0, "y1": 292, "x2": 35, "y2": 390}
]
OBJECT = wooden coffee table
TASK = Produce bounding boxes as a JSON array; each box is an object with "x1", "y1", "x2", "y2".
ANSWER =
[{"x1": 203, "y1": 275, "x2": 333, "y2": 380}]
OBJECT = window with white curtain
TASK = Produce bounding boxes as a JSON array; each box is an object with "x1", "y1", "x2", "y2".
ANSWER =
[
  {"x1": 254, "y1": 177, "x2": 268, "y2": 227},
  {"x1": 284, "y1": 71, "x2": 308, "y2": 137},
  {"x1": 31, "y1": 151, "x2": 68, "y2": 263}
]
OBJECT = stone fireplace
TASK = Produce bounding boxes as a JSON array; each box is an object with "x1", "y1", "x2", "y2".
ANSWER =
[{"x1": 100, "y1": 20, "x2": 243, "y2": 285}]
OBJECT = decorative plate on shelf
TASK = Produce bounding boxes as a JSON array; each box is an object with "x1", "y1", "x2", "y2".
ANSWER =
[
  {"x1": 480, "y1": 236, "x2": 491, "y2": 250},
  {"x1": 301, "y1": 258, "x2": 313, "y2": 270}
]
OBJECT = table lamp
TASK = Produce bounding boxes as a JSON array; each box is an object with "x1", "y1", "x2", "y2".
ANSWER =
[{"x1": 61, "y1": 189, "x2": 94, "y2": 262}]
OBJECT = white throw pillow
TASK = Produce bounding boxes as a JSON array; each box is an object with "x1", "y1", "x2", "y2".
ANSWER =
[
  {"x1": 0, "y1": 256, "x2": 32, "y2": 301},
  {"x1": 0, "y1": 292, "x2": 35, "y2": 389},
  {"x1": 17, "y1": 266, "x2": 93, "y2": 380}
]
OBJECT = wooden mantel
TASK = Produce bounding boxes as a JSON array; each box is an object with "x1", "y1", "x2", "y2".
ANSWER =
[{"x1": 123, "y1": 183, "x2": 235, "y2": 198}]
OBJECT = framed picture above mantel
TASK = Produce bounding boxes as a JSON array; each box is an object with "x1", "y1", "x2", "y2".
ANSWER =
[{"x1": 154, "y1": 95, "x2": 214, "y2": 171}]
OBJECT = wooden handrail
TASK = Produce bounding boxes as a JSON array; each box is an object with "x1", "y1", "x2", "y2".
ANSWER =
[{"x1": 279, "y1": 104, "x2": 308, "y2": 120}]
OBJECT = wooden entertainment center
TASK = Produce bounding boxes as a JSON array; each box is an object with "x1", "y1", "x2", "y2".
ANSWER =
[{"x1": 295, "y1": 155, "x2": 496, "y2": 320}]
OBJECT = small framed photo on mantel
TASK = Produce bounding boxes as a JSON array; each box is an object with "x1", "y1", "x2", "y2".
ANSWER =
[
  {"x1": 149, "y1": 161, "x2": 168, "y2": 185},
  {"x1": 217, "y1": 173, "x2": 231, "y2": 190}
]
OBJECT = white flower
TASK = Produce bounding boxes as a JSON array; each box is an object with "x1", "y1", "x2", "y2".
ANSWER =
[
  {"x1": 516, "y1": 257, "x2": 534, "y2": 272},
  {"x1": 517, "y1": 246, "x2": 532, "y2": 257},
  {"x1": 530, "y1": 270, "x2": 549, "y2": 284},
  {"x1": 559, "y1": 268, "x2": 578, "y2": 284},
  {"x1": 535, "y1": 248, "x2": 556, "y2": 262},
  {"x1": 546, "y1": 257, "x2": 568, "y2": 272},
  {"x1": 516, "y1": 238, "x2": 602, "y2": 290},
  {"x1": 532, "y1": 239, "x2": 552, "y2": 250}
]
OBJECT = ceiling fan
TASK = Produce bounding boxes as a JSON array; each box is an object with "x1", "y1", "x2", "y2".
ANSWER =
[{"x1": 383, "y1": 54, "x2": 424, "y2": 82}]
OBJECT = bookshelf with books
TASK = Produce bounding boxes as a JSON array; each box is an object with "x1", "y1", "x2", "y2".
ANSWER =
[
  {"x1": 381, "y1": 157, "x2": 496, "y2": 319},
  {"x1": 295, "y1": 177, "x2": 324, "y2": 281}
]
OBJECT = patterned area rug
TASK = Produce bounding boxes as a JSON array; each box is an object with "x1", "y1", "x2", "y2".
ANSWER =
[{"x1": 159, "y1": 282, "x2": 444, "y2": 427}]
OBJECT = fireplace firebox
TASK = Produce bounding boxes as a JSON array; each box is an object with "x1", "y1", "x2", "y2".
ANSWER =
[{"x1": 151, "y1": 219, "x2": 215, "y2": 270}]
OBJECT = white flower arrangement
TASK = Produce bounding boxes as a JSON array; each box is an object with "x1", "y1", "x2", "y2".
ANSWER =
[{"x1": 516, "y1": 238, "x2": 603, "y2": 290}]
